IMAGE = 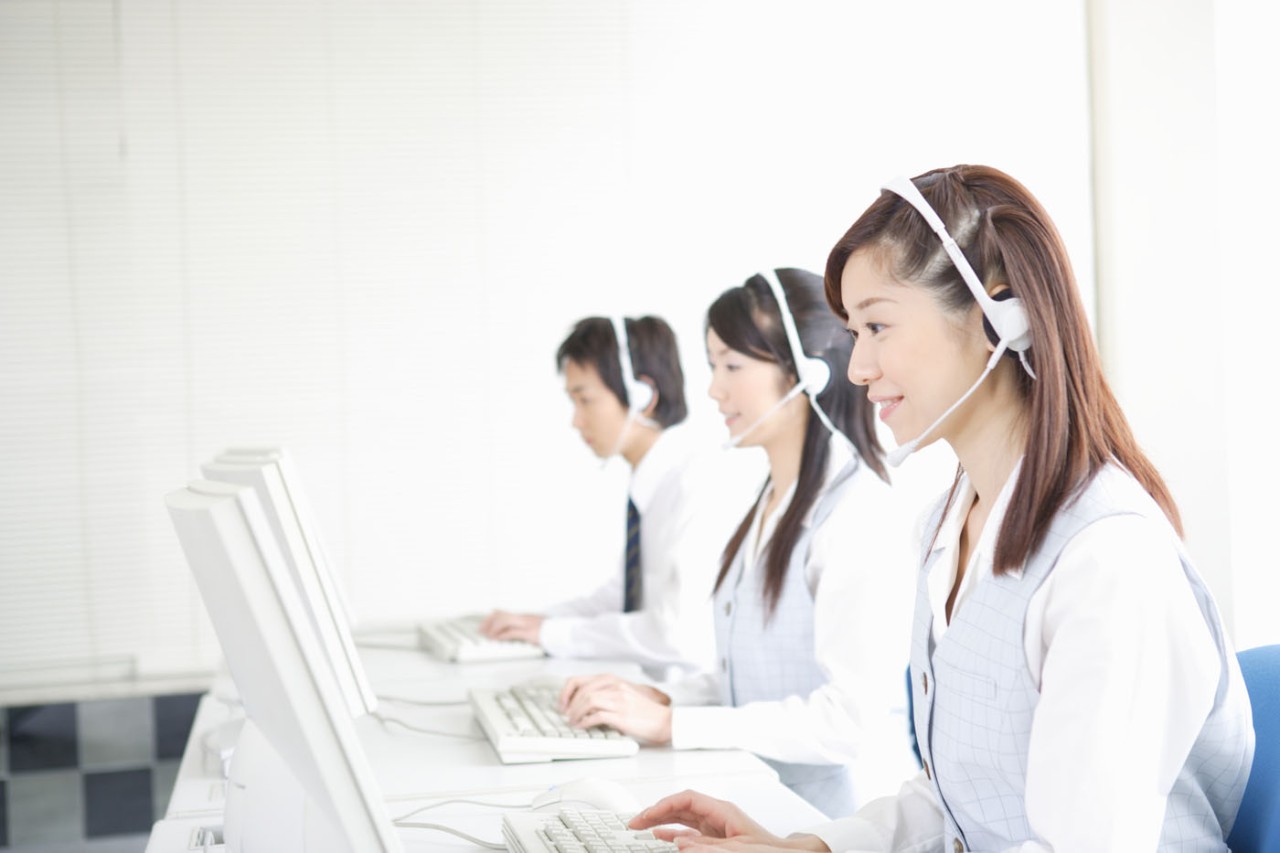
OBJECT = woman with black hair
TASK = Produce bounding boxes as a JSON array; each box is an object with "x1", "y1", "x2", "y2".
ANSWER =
[{"x1": 559, "y1": 268, "x2": 920, "y2": 819}]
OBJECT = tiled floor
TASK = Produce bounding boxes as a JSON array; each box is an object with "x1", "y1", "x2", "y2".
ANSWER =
[
  {"x1": 1, "y1": 837, "x2": 148, "y2": 852},
  {"x1": 1, "y1": 694, "x2": 200, "y2": 850}
]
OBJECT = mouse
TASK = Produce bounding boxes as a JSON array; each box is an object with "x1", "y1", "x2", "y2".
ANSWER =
[{"x1": 530, "y1": 777, "x2": 642, "y2": 814}]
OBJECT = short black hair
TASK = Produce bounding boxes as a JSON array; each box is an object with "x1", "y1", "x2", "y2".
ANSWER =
[{"x1": 556, "y1": 316, "x2": 687, "y2": 428}]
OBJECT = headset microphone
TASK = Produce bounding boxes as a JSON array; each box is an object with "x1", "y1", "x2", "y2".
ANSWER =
[
  {"x1": 884, "y1": 342, "x2": 1006, "y2": 467},
  {"x1": 722, "y1": 380, "x2": 808, "y2": 450},
  {"x1": 877, "y1": 175, "x2": 1038, "y2": 466}
]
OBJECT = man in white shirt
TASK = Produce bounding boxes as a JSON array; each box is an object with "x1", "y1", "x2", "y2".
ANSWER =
[{"x1": 480, "y1": 315, "x2": 753, "y2": 680}]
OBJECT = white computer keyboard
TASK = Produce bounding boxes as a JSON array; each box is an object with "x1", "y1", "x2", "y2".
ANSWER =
[
  {"x1": 503, "y1": 808, "x2": 676, "y2": 853},
  {"x1": 470, "y1": 685, "x2": 639, "y2": 764},
  {"x1": 417, "y1": 615, "x2": 546, "y2": 663}
]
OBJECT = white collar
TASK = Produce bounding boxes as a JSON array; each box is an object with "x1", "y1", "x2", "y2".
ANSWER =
[
  {"x1": 756, "y1": 432, "x2": 860, "y2": 530},
  {"x1": 926, "y1": 455, "x2": 1024, "y2": 614},
  {"x1": 628, "y1": 423, "x2": 690, "y2": 513}
]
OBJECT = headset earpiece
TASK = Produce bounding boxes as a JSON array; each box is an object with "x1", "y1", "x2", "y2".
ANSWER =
[
  {"x1": 984, "y1": 290, "x2": 1031, "y2": 354},
  {"x1": 796, "y1": 356, "x2": 831, "y2": 396},
  {"x1": 982, "y1": 289, "x2": 1030, "y2": 355},
  {"x1": 629, "y1": 377, "x2": 655, "y2": 412},
  {"x1": 724, "y1": 268, "x2": 848, "y2": 452}
]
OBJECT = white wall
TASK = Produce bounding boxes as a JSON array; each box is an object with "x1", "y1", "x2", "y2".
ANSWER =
[
  {"x1": 0, "y1": 0, "x2": 1096, "y2": 701},
  {"x1": 1216, "y1": 0, "x2": 1280, "y2": 649},
  {"x1": 1089, "y1": 0, "x2": 1280, "y2": 650}
]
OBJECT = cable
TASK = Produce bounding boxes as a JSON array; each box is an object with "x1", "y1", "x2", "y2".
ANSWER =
[
  {"x1": 392, "y1": 821, "x2": 505, "y2": 849},
  {"x1": 370, "y1": 710, "x2": 484, "y2": 740},
  {"x1": 376, "y1": 693, "x2": 468, "y2": 707},
  {"x1": 391, "y1": 797, "x2": 533, "y2": 822},
  {"x1": 353, "y1": 639, "x2": 421, "y2": 651}
]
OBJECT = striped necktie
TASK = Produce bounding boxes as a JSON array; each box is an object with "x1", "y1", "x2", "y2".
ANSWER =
[{"x1": 623, "y1": 498, "x2": 642, "y2": 612}]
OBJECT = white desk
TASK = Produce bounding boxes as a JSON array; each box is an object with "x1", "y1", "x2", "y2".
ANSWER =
[
  {"x1": 149, "y1": 771, "x2": 826, "y2": 851},
  {"x1": 148, "y1": 636, "x2": 828, "y2": 850}
]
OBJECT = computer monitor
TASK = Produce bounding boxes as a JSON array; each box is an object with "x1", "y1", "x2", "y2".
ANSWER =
[
  {"x1": 200, "y1": 448, "x2": 377, "y2": 718},
  {"x1": 166, "y1": 479, "x2": 403, "y2": 852}
]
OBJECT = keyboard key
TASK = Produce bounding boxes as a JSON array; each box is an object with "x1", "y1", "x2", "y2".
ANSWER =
[{"x1": 526, "y1": 810, "x2": 676, "y2": 853}]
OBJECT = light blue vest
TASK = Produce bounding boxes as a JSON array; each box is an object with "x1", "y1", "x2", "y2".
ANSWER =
[
  {"x1": 712, "y1": 459, "x2": 860, "y2": 819},
  {"x1": 910, "y1": 465, "x2": 1252, "y2": 851}
]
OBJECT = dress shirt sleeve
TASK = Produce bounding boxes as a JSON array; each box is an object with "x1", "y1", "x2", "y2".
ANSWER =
[
  {"x1": 660, "y1": 670, "x2": 721, "y2": 706},
  {"x1": 542, "y1": 561, "x2": 624, "y2": 621},
  {"x1": 1015, "y1": 514, "x2": 1221, "y2": 852},
  {"x1": 540, "y1": 459, "x2": 737, "y2": 677},
  {"x1": 671, "y1": 477, "x2": 919, "y2": 781},
  {"x1": 807, "y1": 770, "x2": 945, "y2": 852}
]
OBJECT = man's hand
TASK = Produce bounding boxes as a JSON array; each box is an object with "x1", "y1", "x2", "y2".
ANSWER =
[{"x1": 478, "y1": 610, "x2": 545, "y2": 644}]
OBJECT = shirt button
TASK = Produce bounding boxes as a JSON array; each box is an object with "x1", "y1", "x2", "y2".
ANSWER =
[
  {"x1": 923, "y1": 672, "x2": 929, "y2": 694},
  {"x1": 724, "y1": 601, "x2": 732, "y2": 616},
  {"x1": 721, "y1": 657, "x2": 728, "y2": 672},
  {"x1": 953, "y1": 839, "x2": 964, "y2": 853},
  {"x1": 923, "y1": 759, "x2": 931, "y2": 781}
]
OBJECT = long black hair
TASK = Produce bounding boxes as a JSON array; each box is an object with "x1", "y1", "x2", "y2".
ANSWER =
[{"x1": 709, "y1": 267, "x2": 885, "y2": 616}]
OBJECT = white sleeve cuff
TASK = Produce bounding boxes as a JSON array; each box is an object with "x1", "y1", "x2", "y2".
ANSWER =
[{"x1": 538, "y1": 616, "x2": 581, "y2": 657}]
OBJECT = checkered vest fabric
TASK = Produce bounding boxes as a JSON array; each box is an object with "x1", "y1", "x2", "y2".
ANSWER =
[
  {"x1": 910, "y1": 465, "x2": 1252, "y2": 851},
  {"x1": 712, "y1": 460, "x2": 860, "y2": 817}
]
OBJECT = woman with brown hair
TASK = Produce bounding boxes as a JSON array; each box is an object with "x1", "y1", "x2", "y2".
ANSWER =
[{"x1": 627, "y1": 166, "x2": 1254, "y2": 851}]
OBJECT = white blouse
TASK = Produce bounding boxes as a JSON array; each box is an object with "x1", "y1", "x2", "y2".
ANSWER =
[
  {"x1": 811, "y1": 463, "x2": 1228, "y2": 852},
  {"x1": 665, "y1": 439, "x2": 922, "y2": 807}
]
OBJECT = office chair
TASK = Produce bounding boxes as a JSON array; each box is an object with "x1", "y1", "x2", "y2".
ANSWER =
[{"x1": 1227, "y1": 644, "x2": 1280, "y2": 853}]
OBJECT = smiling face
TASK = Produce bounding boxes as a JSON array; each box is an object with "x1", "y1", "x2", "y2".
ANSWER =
[
  {"x1": 840, "y1": 249, "x2": 991, "y2": 452},
  {"x1": 705, "y1": 326, "x2": 801, "y2": 449},
  {"x1": 563, "y1": 358, "x2": 630, "y2": 458}
]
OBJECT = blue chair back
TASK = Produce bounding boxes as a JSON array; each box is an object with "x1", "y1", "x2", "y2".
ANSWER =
[{"x1": 1227, "y1": 644, "x2": 1280, "y2": 853}]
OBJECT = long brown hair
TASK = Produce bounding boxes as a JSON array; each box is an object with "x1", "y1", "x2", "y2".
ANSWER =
[
  {"x1": 824, "y1": 165, "x2": 1181, "y2": 574},
  {"x1": 709, "y1": 268, "x2": 885, "y2": 615}
]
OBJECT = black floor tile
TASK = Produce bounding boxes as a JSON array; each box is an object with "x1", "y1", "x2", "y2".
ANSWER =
[
  {"x1": 84, "y1": 769, "x2": 152, "y2": 838},
  {"x1": 153, "y1": 694, "x2": 201, "y2": 761},
  {"x1": 6, "y1": 706, "x2": 78, "y2": 773}
]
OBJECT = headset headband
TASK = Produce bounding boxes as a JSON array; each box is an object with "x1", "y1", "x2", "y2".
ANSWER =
[
  {"x1": 610, "y1": 315, "x2": 654, "y2": 414},
  {"x1": 757, "y1": 269, "x2": 831, "y2": 395},
  {"x1": 880, "y1": 175, "x2": 1033, "y2": 361},
  {"x1": 754, "y1": 269, "x2": 849, "y2": 451}
]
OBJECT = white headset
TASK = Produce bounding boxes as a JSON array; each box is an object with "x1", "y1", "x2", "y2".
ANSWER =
[
  {"x1": 610, "y1": 315, "x2": 655, "y2": 416},
  {"x1": 876, "y1": 176, "x2": 1038, "y2": 467},
  {"x1": 752, "y1": 269, "x2": 846, "y2": 448},
  {"x1": 879, "y1": 175, "x2": 1035, "y2": 377}
]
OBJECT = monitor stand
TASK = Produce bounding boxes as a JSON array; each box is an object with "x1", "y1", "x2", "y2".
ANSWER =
[{"x1": 223, "y1": 719, "x2": 352, "y2": 853}]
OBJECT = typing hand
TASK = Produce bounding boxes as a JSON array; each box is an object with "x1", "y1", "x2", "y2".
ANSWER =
[
  {"x1": 559, "y1": 673, "x2": 673, "y2": 744},
  {"x1": 478, "y1": 610, "x2": 544, "y2": 644},
  {"x1": 627, "y1": 790, "x2": 829, "y2": 850}
]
